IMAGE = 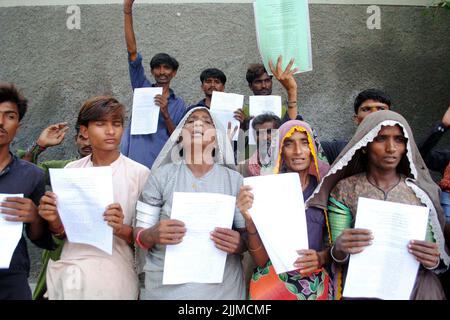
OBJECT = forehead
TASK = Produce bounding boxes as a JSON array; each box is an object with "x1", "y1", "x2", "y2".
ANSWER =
[
  {"x1": 253, "y1": 73, "x2": 272, "y2": 82},
  {"x1": 284, "y1": 130, "x2": 308, "y2": 141},
  {"x1": 255, "y1": 121, "x2": 277, "y2": 130},
  {"x1": 0, "y1": 101, "x2": 19, "y2": 113},
  {"x1": 203, "y1": 77, "x2": 223, "y2": 83},
  {"x1": 187, "y1": 109, "x2": 212, "y2": 120},
  {"x1": 377, "y1": 124, "x2": 404, "y2": 136},
  {"x1": 359, "y1": 99, "x2": 390, "y2": 109}
]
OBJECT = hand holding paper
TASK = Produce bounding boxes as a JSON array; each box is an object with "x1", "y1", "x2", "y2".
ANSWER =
[{"x1": 0, "y1": 193, "x2": 24, "y2": 269}]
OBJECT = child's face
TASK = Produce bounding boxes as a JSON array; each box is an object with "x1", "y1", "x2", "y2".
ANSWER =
[{"x1": 81, "y1": 116, "x2": 123, "y2": 152}]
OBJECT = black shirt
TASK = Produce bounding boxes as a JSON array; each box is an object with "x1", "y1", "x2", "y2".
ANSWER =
[{"x1": 0, "y1": 153, "x2": 53, "y2": 276}]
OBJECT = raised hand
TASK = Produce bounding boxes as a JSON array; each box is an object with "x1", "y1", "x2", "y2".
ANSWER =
[
  {"x1": 36, "y1": 122, "x2": 69, "y2": 148},
  {"x1": 268, "y1": 55, "x2": 298, "y2": 92}
]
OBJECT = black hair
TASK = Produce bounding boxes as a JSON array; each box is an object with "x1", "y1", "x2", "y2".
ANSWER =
[
  {"x1": 252, "y1": 113, "x2": 282, "y2": 130},
  {"x1": 200, "y1": 68, "x2": 227, "y2": 85},
  {"x1": 0, "y1": 82, "x2": 28, "y2": 121},
  {"x1": 150, "y1": 53, "x2": 179, "y2": 71},
  {"x1": 353, "y1": 89, "x2": 392, "y2": 114},
  {"x1": 246, "y1": 64, "x2": 271, "y2": 85},
  {"x1": 77, "y1": 96, "x2": 125, "y2": 128}
]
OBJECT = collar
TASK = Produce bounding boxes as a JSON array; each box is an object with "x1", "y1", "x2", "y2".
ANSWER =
[{"x1": 0, "y1": 152, "x2": 16, "y2": 177}]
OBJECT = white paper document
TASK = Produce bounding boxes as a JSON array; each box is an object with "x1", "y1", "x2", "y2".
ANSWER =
[
  {"x1": 254, "y1": 0, "x2": 313, "y2": 74},
  {"x1": 248, "y1": 95, "x2": 282, "y2": 145},
  {"x1": 210, "y1": 91, "x2": 244, "y2": 141},
  {"x1": 131, "y1": 87, "x2": 163, "y2": 135},
  {"x1": 0, "y1": 194, "x2": 24, "y2": 269},
  {"x1": 163, "y1": 192, "x2": 236, "y2": 285},
  {"x1": 343, "y1": 197, "x2": 429, "y2": 300},
  {"x1": 244, "y1": 173, "x2": 308, "y2": 274},
  {"x1": 49, "y1": 167, "x2": 114, "y2": 255}
]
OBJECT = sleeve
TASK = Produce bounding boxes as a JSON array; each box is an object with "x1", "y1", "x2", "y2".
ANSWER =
[
  {"x1": 128, "y1": 52, "x2": 152, "y2": 90},
  {"x1": 327, "y1": 181, "x2": 353, "y2": 243},
  {"x1": 232, "y1": 174, "x2": 246, "y2": 229},
  {"x1": 25, "y1": 171, "x2": 55, "y2": 250},
  {"x1": 171, "y1": 99, "x2": 187, "y2": 126},
  {"x1": 417, "y1": 122, "x2": 448, "y2": 161},
  {"x1": 321, "y1": 140, "x2": 346, "y2": 165},
  {"x1": 136, "y1": 169, "x2": 165, "y2": 228},
  {"x1": 424, "y1": 150, "x2": 450, "y2": 175},
  {"x1": 120, "y1": 124, "x2": 131, "y2": 156}
]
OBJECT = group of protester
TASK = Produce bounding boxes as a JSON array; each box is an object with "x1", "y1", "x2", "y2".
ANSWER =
[{"x1": 0, "y1": 0, "x2": 449, "y2": 300}]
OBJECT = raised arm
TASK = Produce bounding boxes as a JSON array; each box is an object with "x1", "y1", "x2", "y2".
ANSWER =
[
  {"x1": 269, "y1": 56, "x2": 299, "y2": 120},
  {"x1": 21, "y1": 122, "x2": 69, "y2": 163},
  {"x1": 124, "y1": 0, "x2": 138, "y2": 61}
]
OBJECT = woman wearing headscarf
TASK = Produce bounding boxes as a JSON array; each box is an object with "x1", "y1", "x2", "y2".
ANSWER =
[
  {"x1": 307, "y1": 110, "x2": 450, "y2": 300},
  {"x1": 134, "y1": 107, "x2": 246, "y2": 300},
  {"x1": 237, "y1": 120, "x2": 333, "y2": 300}
]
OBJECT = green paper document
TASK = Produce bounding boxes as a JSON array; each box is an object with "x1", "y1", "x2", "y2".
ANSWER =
[{"x1": 254, "y1": 0, "x2": 313, "y2": 74}]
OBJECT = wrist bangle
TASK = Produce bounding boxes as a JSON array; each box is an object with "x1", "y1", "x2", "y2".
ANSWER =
[
  {"x1": 248, "y1": 243, "x2": 263, "y2": 252},
  {"x1": 135, "y1": 228, "x2": 150, "y2": 250},
  {"x1": 330, "y1": 244, "x2": 349, "y2": 263},
  {"x1": 287, "y1": 101, "x2": 297, "y2": 105},
  {"x1": 424, "y1": 259, "x2": 440, "y2": 270}
]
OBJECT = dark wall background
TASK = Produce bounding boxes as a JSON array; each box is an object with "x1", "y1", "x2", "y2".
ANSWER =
[{"x1": 0, "y1": 4, "x2": 449, "y2": 282}]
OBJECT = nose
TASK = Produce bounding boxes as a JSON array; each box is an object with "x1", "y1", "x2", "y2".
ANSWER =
[
  {"x1": 293, "y1": 142, "x2": 302, "y2": 155},
  {"x1": 105, "y1": 123, "x2": 115, "y2": 135},
  {"x1": 386, "y1": 138, "x2": 396, "y2": 153}
]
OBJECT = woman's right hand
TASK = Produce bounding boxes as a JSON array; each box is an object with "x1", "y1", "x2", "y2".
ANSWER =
[
  {"x1": 237, "y1": 185, "x2": 254, "y2": 222},
  {"x1": 334, "y1": 228, "x2": 373, "y2": 257},
  {"x1": 143, "y1": 219, "x2": 186, "y2": 245}
]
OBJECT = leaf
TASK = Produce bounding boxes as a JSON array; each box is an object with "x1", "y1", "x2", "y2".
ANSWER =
[
  {"x1": 278, "y1": 272, "x2": 288, "y2": 282},
  {"x1": 260, "y1": 266, "x2": 270, "y2": 275},
  {"x1": 252, "y1": 272, "x2": 261, "y2": 282},
  {"x1": 296, "y1": 293, "x2": 307, "y2": 300},
  {"x1": 307, "y1": 294, "x2": 318, "y2": 300},
  {"x1": 317, "y1": 282, "x2": 324, "y2": 296},
  {"x1": 285, "y1": 283, "x2": 299, "y2": 295},
  {"x1": 289, "y1": 275, "x2": 304, "y2": 281}
]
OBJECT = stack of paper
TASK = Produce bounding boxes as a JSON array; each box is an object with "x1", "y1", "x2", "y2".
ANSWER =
[
  {"x1": 0, "y1": 194, "x2": 24, "y2": 269},
  {"x1": 244, "y1": 173, "x2": 308, "y2": 274},
  {"x1": 254, "y1": 0, "x2": 313, "y2": 74},
  {"x1": 131, "y1": 87, "x2": 163, "y2": 135},
  {"x1": 163, "y1": 192, "x2": 236, "y2": 284},
  {"x1": 343, "y1": 197, "x2": 429, "y2": 300},
  {"x1": 248, "y1": 95, "x2": 282, "y2": 145},
  {"x1": 49, "y1": 167, "x2": 114, "y2": 255},
  {"x1": 210, "y1": 91, "x2": 244, "y2": 141}
]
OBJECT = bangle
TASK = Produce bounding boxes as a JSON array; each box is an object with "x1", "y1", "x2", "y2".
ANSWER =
[
  {"x1": 330, "y1": 244, "x2": 349, "y2": 263},
  {"x1": 247, "y1": 229, "x2": 258, "y2": 236},
  {"x1": 135, "y1": 229, "x2": 150, "y2": 250},
  {"x1": 287, "y1": 101, "x2": 297, "y2": 105},
  {"x1": 248, "y1": 243, "x2": 263, "y2": 252},
  {"x1": 424, "y1": 259, "x2": 440, "y2": 270},
  {"x1": 49, "y1": 224, "x2": 65, "y2": 239}
]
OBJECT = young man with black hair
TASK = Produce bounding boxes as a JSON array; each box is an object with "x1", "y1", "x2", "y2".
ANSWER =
[
  {"x1": 121, "y1": 0, "x2": 186, "y2": 169},
  {"x1": 0, "y1": 83, "x2": 53, "y2": 299}
]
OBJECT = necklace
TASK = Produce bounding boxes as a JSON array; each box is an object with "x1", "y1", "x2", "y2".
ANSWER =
[{"x1": 366, "y1": 174, "x2": 401, "y2": 193}]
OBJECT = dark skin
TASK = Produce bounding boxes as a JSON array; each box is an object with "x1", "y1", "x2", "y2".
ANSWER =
[
  {"x1": 136, "y1": 109, "x2": 246, "y2": 254},
  {"x1": 237, "y1": 131, "x2": 329, "y2": 273},
  {"x1": 333, "y1": 125, "x2": 440, "y2": 269},
  {"x1": 124, "y1": 0, "x2": 176, "y2": 135},
  {"x1": 0, "y1": 101, "x2": 48, "y2": 241},
  {"x1": 38, "y1": 117, "x2": 134, "y2": 243}
]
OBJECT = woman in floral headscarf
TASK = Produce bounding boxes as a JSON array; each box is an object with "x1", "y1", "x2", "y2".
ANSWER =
[{"x1": 237, "y1": 120, "x2": 333, "y2": 300}]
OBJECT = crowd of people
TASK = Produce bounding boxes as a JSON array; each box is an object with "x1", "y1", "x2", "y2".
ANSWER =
[{"x1": 0, "y1": 0, "x2": 449, "y2": 300}]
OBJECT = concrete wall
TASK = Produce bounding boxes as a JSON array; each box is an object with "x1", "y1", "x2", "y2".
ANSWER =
[
  {"x1": 1, "y1": 4, "x2": 449, "y2": 163},
  {"x1": 1, "y1": 2, "x2": 449, "y2": 284}
]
